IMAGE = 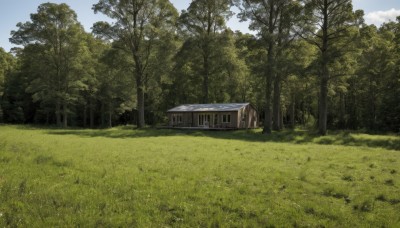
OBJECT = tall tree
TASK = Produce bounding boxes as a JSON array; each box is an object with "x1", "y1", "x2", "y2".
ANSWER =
[
  {"x1": 0, "y1": 48, "x2": 16, "y2": 122},
  {"x1": 10, "y1": 3, "x2": 88, "y2": 127},
  {"x1": 179, "y1": 0, "x2": 233, "y2": 103},
  {"x1": 354, "y1": 22, "x2": 398, "y2": 131},
  {"x1": 301, "y1": 0, "x2": 356, "y2": 135},
  {"x1": 77, "y1": 34, "x2": 105, "y2": 128},
  {"x1": 271, "y1": 1, "x2": 301, "y2": 131},
  {"x1": 92, "y1": 0, "x2": 178, "y2": 128},
  {"x1": 279, "y1": 39, "x2": 316, "y2": 129},
  {"x1": 98, "y1": 46, "x2": 135, "y2": 128},
  {"x1": 239, "y1": 0, "x2": 300, "y2": 134},
  {"x1": 172, "y1": 29, "x2": 248, "y2": 105}
]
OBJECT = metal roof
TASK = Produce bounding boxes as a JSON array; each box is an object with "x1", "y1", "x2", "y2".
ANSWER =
[{"x1": 167, "y1": 103, "x2": 249, "y2": 112}]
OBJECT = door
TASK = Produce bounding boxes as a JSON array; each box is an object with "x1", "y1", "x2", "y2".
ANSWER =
[
  {"x1": 214, "y1": 114, "x2": 218, "y2": 128},
  {"x1": 198, "y1": 114, "x2": 211, "y2": 127}
]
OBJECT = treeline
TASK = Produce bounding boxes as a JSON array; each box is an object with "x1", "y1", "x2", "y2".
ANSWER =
[{"x1": 0, "y1": 0, "x2": 399, "y2": 134}]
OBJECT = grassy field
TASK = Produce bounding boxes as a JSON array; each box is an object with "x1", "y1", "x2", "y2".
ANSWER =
[{"x1": 0, "y1": 125, "x2": 399, "y2": 227}]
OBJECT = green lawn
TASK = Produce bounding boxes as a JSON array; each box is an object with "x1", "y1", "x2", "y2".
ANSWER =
[{"x1": 0, "y1": 125, "x2": 399, "y2": 227}]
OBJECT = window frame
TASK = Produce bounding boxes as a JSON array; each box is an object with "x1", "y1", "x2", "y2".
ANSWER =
[
  {"x1": 173, "y1": 114, "x2": 183, "y2": 123},
  {"x1": 222, "y1": 114, "x2": 231, "y2": 123}
]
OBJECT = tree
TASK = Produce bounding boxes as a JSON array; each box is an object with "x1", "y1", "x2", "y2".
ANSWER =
[
  {"x1": 301, "y1": 0, "x2": 357, "y2": 135},
  {"x1": 10, "y1": 3, "x2": 88, "y2": 127},
  {"x1": 171, "y1": 29, "x2": 248, "y2": 105},
  {"x1": 354, "y1": 22, "x2": 398, "y2": 131},
  {"x1": 144, "y1": 30, "x2": 179, "y2": 125},
  {"x1": 271, "y1": 2, "x2": 302, "y2": 131},
  {"x1": 77, "y1": 34, "x2": 107, "y2": 128},
  {"x1": 279, "y1": 39, "x2": 316, "y2": 129},
  {"x1": 179, "y1": 0, "x2": 233, "y2": 103},
  {"x1": 0, "y1": 48, "x2": 16, "y2": 122},
  {"x1": 92, "y1": 0, "x2": 178, "y2": 128},
  {"x1": 98, "y1": 46, "x2": 135, "y2": 128},
  {"x1": 239, "y1": 0, "x2": 301, "y2": 134}
]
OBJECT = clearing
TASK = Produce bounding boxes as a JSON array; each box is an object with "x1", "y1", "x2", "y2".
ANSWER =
[{"x1": 0, "y1": 125, "x2": 399, "y2": 227}]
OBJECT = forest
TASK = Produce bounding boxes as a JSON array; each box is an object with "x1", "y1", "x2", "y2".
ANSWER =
[{"x1": 0, "y1": 0, "x2": 399, "y2": 135}]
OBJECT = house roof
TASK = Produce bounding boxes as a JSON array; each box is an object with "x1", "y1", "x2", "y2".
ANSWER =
[{"x1": 167, "y1": 103, "x2": 250, "y2": 112}]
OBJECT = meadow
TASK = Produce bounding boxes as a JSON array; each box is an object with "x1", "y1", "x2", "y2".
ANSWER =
[{"x1": 0, "y1": 125, "x2": 399, "y2": 227}]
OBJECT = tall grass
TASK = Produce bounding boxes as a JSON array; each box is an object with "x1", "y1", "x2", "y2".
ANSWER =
[{"x1": 0, "y1": 125, "x2": 399, "y2": 227}]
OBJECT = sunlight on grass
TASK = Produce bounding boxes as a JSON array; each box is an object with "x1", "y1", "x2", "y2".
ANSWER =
[{"x1": 0, "y1": 125, "x2": 399, "y2": 227}]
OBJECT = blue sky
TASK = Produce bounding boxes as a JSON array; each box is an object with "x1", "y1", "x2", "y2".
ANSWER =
[{"x1": 1, "y1": 0, "x2": 400, "y2": 52}]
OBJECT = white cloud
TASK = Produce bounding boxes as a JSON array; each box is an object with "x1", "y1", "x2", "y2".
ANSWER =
[{"x1": 365, "y1": 8, "x2": 400, "y2": 26}]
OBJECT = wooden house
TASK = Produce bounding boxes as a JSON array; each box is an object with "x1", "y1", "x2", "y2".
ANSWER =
[{"x1": 167, "y1": 103, "x2": 258, "y2": 129}]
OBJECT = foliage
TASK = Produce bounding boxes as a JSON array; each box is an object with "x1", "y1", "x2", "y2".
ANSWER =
[
  {"x1": 178, "y1": 0, "x2": 236, "y2": 104},
  {"x1": 9, "y1": 3, "x2": 89, "y2": 127},
  {"x1": 0, "y1": 1, "x2": 399, "y2": 133},
  {"x1": 92, "y1": 0, "x2": 179, "y2": 128},
  {"x1": 0, "y1": 48, "x2": 16, "y2": 122},
  {"x1": 300, "y1": 0, "x2": 359, "y2": 135}
]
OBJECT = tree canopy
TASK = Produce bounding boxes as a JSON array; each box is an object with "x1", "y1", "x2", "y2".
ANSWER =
[{"x1": 1, "y1": 1, "x2": 399, "y2": 134}]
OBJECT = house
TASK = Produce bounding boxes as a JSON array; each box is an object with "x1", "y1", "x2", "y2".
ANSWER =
[{"x1": 167, "y1": 103, "x2": 258, "y2": 129}]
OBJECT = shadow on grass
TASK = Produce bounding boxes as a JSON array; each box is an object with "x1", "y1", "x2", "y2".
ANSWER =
[{"x1": 44, "y1": 126, "x2": 400, "y2": 151}]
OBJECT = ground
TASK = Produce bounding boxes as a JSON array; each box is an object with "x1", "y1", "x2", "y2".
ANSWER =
[{"x1": 0, "y1": 125, "x2": 399, "y2": 227}]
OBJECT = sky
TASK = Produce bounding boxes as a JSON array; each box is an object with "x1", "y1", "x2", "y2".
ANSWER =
[{"x1": 1, "y1": 0, "x2": 400, "y2": 52}]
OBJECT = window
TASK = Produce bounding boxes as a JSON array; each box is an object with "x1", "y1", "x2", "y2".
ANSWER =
[
  {"x1": 198, "y1": 114, "x2": 211, "y2": 126},
  {"x1": 173, "y1": 114, "x2": 182, "y2": 123},
  {"x1": 214, "y1": 114, "x2": 218, "y2": 125},
  {"x1": 222, "y1": 114, "x2": 231, "y2": 123}
]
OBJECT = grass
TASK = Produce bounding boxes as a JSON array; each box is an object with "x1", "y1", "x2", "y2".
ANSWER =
[{"x1": 0, "y1": 124, "x2": 399, "y2": 227}]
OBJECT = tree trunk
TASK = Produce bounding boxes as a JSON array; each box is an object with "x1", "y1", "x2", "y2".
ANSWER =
[
  {"x1": 273, "y1": 74, "x2": 281, "y2": 131},
  {"x1": 83, "y1": 104, "x2": 87, "y2": 128},
  {"x1": 319, "y1": 74, "x2": 328, "y2": 135},
  {"x1": 101, "y1": 102, "x2": 105, "y2": 127},
  {"x1": 339, "y1": 92, "x2": 346, "y2": 129},
  {"x1": 131, "y1": 42, "x2": 146, "y2": 128},
  {"x1": 263, "y1": 87, "x2": 272, "y2": 134},
  {"x1": 45, "y1": 111, "x2": 49, "y2": 125},
  {"x1": 263, "y1": 46, "x2": 274, "y2": 134},
  {"x1": 136, "y1": 75, "x2": 145, "y2": 128},
  {"x1": 89, "y1": 99, "x2": 94, "y2": 128},
  {"x1": 279, "y1": 107, "x2": 284, "y2": 130},
  {"x1": 350, "y1": 87, "x2": 358, "y2": 130},
  {"x1": 202, "y1": 53, "x2": 209, "y2": 104},
  {"x1": 56, "y1": 101, "x2": 61, "y2": 127},
  {"x1": 263, "y1": 0, "x2": 276, "y2": 135},
  {"x1": 108, "y1": 102, "x2": 112, "y2": 128},
  {"x1": 319, "y1": 0, "x2": 329, "y2": 136},
  {"x1": 0, "y1": 104, "x2": 3, "y2": 123},
  {"x1": 290, "y1": 94, "x2": 295, "y2": 129},
  {"x1": 369, "y1": 75, "x2": 376, "y2": 130},
  {"x1": 63, "y1": 103, "x2": 68, "y2": 128},
  {"x1": 273, "y1": 7, "x2": 285, "y2": 132}
]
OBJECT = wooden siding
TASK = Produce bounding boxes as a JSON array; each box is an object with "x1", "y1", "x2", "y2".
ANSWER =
[
  {"x1": 192, "y1": 112, "x2": 238, "y2": 128},
  {"x1": 167, "y1": 104, "x2": 258, "y2": 129},
  {"x1": 168, "y1": 112, "x2": 193, "y2": 127},
  {"x1": 237, "y1": 104, "x2": 258, "y2": 129}
]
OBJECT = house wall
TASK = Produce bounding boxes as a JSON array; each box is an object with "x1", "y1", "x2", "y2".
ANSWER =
[
  {"x1": 168, "y1": 111, "x2": 239, "y2": 128},
  {"x1": 167, "y1": 112, "x2": 193, "y2": 127},
  {"x1": 193, "y1": 111, "x2": 238, "y2": 128},
  {"x1": 248, "y1": 105, "x2": 258, "y2": 128},
  {"x1": 237, "y1": 105, "x2": 258, "y2": 129},
  {"x1": 221, "y1": 111, "x2": 238, "y2": 128},
  {"x1": 168, "y1": 105, "x2": 258, "y2": 129}
]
